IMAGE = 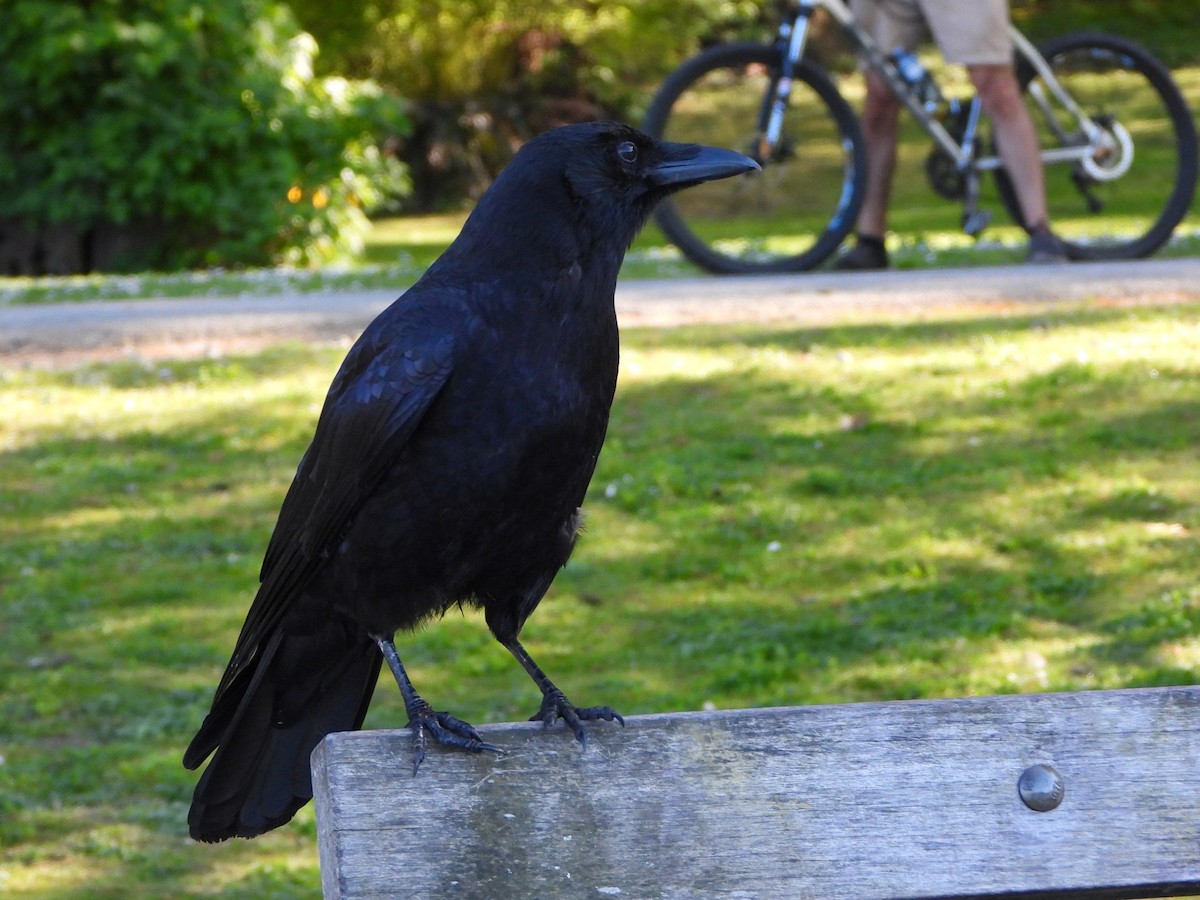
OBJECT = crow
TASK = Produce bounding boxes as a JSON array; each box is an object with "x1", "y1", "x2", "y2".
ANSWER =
[{"x1": 183, "y1": 121, "x2": 757, "y2": 842}]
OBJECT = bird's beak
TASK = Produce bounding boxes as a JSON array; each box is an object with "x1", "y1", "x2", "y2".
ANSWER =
[{"x1": 646, "y1": 142, "x2": 760, "y2": 188}]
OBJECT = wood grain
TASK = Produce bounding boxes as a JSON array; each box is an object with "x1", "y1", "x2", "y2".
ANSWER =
[{"x1": 313, "y1": 686, "x2": 1200, "y2": 899}]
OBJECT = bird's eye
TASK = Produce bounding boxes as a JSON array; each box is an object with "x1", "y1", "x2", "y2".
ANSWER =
[{"x1": 616, "y1": 141, "x2": 638, "y2": 164}]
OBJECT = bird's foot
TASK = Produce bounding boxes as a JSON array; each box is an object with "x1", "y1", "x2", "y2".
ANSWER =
[
  {"x1": 406, "y1": 703, "x2": 502, "y2": 775},
  {"x1": 530, "y1": 688, "x2": 624, "y2": 747}
]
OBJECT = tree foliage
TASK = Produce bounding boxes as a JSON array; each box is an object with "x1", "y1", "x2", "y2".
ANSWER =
[
  {"x1": 286, "y1": 0, "x2": 1198, "y2": 211},
  {"x1": 0, "y1": 0, "x2": 409, "y2": 272},
  {"x1": 1011, "y1": 0, "x2": 1196, "y2": 67},
  {"x1": 290, "y1": 0, "x2": 762, "y2": 209}
]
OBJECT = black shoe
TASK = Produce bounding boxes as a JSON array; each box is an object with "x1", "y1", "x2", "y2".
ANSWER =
[
  {"x1": 833, "y1": 235, "x2": 888, "y2": 271},
  {"x1": 1026, "y1": 225, "x2": 1069, "y2": 264}
]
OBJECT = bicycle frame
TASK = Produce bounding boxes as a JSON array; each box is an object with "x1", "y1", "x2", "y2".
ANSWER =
[
  {"x1": 645, "y1": 0, "x2": 1196, "y2": 271},
  {"x1": 774, "y1": 0, "x2": 1125, "y2": 202}
]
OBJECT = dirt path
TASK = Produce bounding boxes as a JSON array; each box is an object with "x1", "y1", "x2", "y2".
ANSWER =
[{"x1": 2, "y1": 258, "x2": 1197, "y2": 367}]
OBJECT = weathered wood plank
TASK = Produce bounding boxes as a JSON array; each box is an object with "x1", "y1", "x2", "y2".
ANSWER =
[{"x1": 312, "y1": 686, "x2": 1200, "y2": 899}]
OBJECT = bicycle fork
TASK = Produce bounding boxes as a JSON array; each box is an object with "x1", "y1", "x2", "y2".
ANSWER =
[{"x1": 760, "y1": 10, "x2": 814, "y2": 160}]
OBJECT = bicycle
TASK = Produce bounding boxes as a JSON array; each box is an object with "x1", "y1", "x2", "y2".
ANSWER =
[{"x1": 642, "y1": 0, "x2": 1198, "y2": 274}]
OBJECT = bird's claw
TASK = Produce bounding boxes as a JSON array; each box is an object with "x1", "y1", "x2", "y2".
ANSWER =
[
  {"x1": 530, "y1": 689, "x2": 624, "y2": 748},
  {"x1": 407, "y1": 708, "x2": 503, "y2": 775}
]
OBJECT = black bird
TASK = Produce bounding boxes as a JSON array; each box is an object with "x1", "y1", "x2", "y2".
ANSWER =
[{"x1": 183, "y1": 121, "x2": 757, "y2": 842}]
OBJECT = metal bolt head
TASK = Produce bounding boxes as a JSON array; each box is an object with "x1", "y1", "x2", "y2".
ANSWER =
[{"x1": 1018, "y1": 764, "x2": 1065, "y2": 812}]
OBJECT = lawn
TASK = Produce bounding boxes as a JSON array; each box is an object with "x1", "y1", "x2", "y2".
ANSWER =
[{"x1": 3, "y1": 296, "x2": 1200, "y2": 896}]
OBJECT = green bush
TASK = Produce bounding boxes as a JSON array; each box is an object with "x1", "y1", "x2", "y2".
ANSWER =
[{"x1": 0, "y1": 0, "x2": 409, "y2": 272}]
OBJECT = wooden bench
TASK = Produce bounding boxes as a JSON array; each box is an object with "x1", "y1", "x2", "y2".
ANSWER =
[{"x1": 312, "y1": 685, "x2": 1200, "y2": 898}]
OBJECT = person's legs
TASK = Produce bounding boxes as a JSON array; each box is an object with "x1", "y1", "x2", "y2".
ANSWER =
[
  {"x1": 923, "y1": 0, "x2": 1067, "y2": 261},
  {"x1": 970, "y1": 63, "x2": 1067, "y2": 261},
  {"x1": 836, "y1": 0, "x2": 923, "y2": 270},
  {"x1": 857, "y1": 69, "x2": 903, "y2": 238},
  {"x1": 834, "y1": 70, "x2": 902, "y2": 269},
  {"x1": 969, "y1": 64, "x2": 1046, "y2": 229}
]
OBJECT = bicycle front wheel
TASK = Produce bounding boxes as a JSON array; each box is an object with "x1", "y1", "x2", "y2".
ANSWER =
[
  {"x1": 996, "y1": 32, "x2": 1198, "y2": 260},
  {"x1": 643, "y1": 42, "x2": 865, "y2": 274}
]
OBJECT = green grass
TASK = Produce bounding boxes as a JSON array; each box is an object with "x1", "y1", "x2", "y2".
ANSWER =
[
  {"x1": 0, "y1": 212, "x2": 701, "y2": 306},
  {"x1": 3, "y1": 298, "x2": 1200, "y2": 895}
]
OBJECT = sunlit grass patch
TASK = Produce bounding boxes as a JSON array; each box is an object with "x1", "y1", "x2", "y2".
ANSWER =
[{"x1": 3, "y1": 300, "x2": 1200, "y2": 894}]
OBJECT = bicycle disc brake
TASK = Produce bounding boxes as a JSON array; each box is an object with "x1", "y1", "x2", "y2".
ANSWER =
[{"x1": 1080, "y1": 114, "x2": 1134, "y2": 182}]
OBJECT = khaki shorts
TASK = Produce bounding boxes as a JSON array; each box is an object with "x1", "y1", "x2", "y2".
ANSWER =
[{"x1": 849, "y1": 0, "x2": 1013, "y2": 66}]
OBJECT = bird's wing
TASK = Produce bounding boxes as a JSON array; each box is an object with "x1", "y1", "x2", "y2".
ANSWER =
[{"x1": 212, "y1": 317, "x2": 457, "y2": 699}]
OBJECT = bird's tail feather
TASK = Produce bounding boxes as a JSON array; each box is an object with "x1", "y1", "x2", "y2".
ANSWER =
[{"x1": 184, "y1": 623, "x2": 381, "y2": 842}]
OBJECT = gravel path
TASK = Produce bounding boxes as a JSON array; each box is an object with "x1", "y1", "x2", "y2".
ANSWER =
[{"x1": 2, "y1": 257, "x2": 1197, "y2": 366}]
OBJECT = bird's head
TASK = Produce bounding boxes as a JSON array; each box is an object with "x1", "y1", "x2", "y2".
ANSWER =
[
  {"x1": 449, "y1": 122, "x2": 758, "y2": 273},
  {"x1": 552, "y1": 121, "x2": 759, "y2": 247}
]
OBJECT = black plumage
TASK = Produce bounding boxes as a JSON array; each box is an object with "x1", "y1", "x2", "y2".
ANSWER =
[{"x1": 183, "y1": 121, "x2": 757, "y2": 842}]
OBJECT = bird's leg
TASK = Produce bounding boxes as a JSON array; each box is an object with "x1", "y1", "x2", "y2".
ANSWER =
[
  {"x1": 501, "y1": 638, "x2": 624, "y2": 747},
  {"x1": 371, "y1": 634, "x2": 502, "y2": 774}
]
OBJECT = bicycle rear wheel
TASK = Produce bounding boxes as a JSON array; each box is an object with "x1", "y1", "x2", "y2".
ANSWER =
[
  {"x1": 643, "y1": 42, "x2": 865, "y2": 274},
  {"x1": 995, "y1": 32, "x2": 1197, "y2": 260}
]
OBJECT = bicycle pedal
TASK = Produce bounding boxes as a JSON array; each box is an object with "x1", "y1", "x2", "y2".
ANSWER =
[{"x1": 962, "y1": 209, "x2": 992, "y2": 237}]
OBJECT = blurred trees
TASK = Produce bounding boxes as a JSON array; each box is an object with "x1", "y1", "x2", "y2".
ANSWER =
[
  {"x1": 289, "y1": 0, "x2": 762, "y2": 210},
  {"x1": 1011, "y1": 0, "x2": 1196, "y2": 66},
  {"x1": 0, "y1": 0, "x2": 408, "y2": 274},
  {"x1": 310, "y1": 0, "x2": 1190, "y2": 212}
]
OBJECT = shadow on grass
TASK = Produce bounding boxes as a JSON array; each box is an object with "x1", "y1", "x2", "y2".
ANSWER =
[
  {"x1": 575, "y1": 313, "x2": 1200, "y2": 704},
  {"x1": 633, "y1": 303, "x2": 1181, "y2": 355},
  {"x1": 2, "y1": 304, "x2": 1199, "y2": 895}
]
